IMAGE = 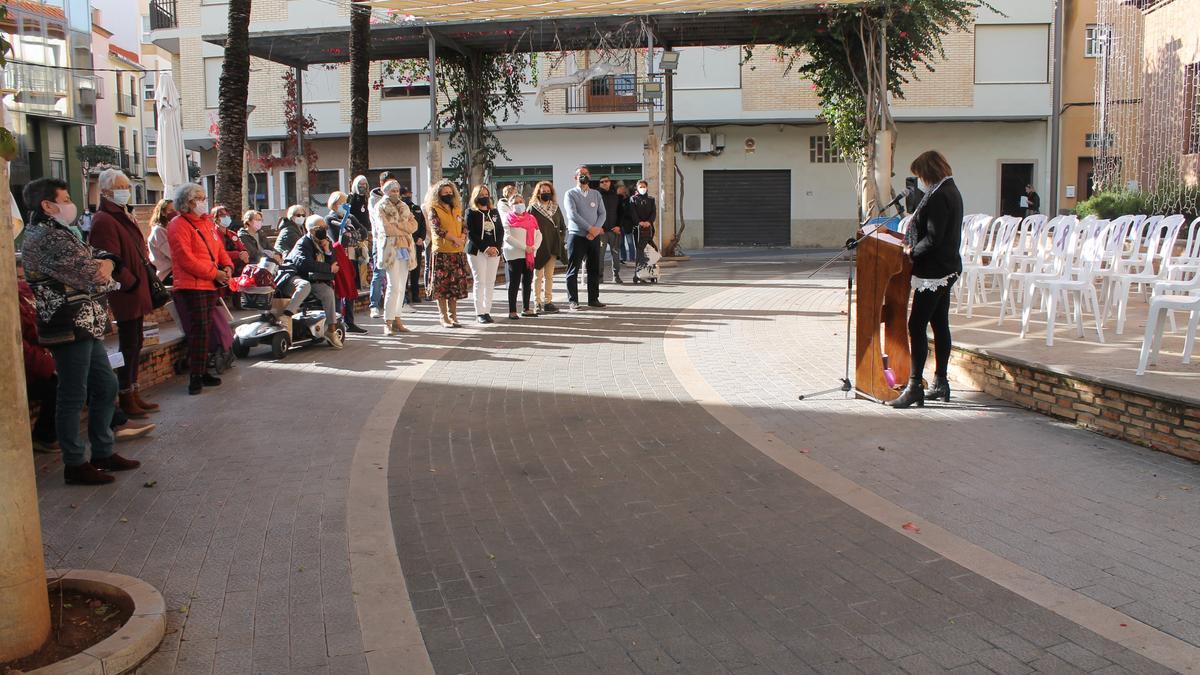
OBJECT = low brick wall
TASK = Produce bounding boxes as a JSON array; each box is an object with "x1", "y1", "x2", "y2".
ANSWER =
[{"x1": 945, "y1": 344, "x2": 1200, "y2": 463}]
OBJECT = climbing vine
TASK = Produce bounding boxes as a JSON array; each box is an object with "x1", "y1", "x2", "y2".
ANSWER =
[{"x1": 250, "y1": 70, "x2": 320, "y2": 183}]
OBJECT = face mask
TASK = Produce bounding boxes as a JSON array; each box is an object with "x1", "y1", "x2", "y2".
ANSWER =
[
  {"x1": 249, "y1": 220, "x2": 262, "y2": 231},
  {"x1": 388, "y1": 193, "x2": 401, "y2": 203},
  {"x1": 514, "y1": 204, "x2": 526, "y2": 214},
  {"x1": 916, "y1": 179, "x2": 929, "y2": 193},
  {"x1": 50, "y1": 201, "x2": 78, "y2": 227},
  {"x1": 578, "y1": 175, "x2": 590, "y2": 185},
  {"x1": 313, "y1": 228, "x2": 328, "y2": 241},
  {"x1": 194, "y1": 200, "x2": 209, "y2": 215},
  {"x1": 402, "y1": 196, "x2": 413, "y2": 205},
  {"x1": 111, "y1": 189, "x2": 131, "y2": 206},
  {"x1": 539, "y1": 192, "x2": 552, "y2": 201},
  {"x1": 476, "y1": 197, "x2": 490, "y2": 207},
  {"x1": 219, "y1": 216, "x2": 232, "y2": 227},
  {"x1": 637, "y1": 187, "x2": 648, "y2": 196},
  {"x1": 439, "y1": 194, "x2": 454, "y2": 205},
  {"x1": 356, "y1": 184, "x2": 368, "y2": 196},
  {"x1": 292, "y1": 216, "x2": 305, "y2": 225}
]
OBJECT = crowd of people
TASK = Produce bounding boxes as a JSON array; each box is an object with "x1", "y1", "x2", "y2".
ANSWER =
[{"x1": 17, "y1": 165, "x2": 659, "y2": 486}]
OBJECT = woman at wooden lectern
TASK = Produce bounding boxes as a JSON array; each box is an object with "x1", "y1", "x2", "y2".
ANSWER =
[{"x1": 889, "y1": 150, "x2": 963, "y2": 409}]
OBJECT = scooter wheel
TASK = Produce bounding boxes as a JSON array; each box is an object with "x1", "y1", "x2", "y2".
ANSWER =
[
  {"x1": 650, "y1": 277, "x2": 658, "y2": 284},
  {"x1": 231, "y1": 339, "x2": 250, "y2": 359},
  {"x1": 270, "y1": 333, "x2": 291, "y2": 359}
]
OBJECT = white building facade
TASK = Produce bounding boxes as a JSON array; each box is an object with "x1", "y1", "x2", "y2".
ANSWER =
[{"x1": 146, "y1": 0, "x2": 1054, "y2": 248}]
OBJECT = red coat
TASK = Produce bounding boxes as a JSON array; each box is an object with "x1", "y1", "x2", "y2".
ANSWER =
[
  {"x1": 19, "y1": 281, "x2": 55, "y2": 382},
  {"x1": 87, "y1": 198, "x2": 153, "y2": 320},
  {"x1": 332, "y1": 242, "x2": 358, "y2": 301},
  {"x1": 166, "y1": 212, "x2": 233, "y2": 291}
]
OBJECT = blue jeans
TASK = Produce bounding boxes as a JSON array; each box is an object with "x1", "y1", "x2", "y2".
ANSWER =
[
  {"x1": 49, "y1": 338, "x2": 117, "y2": 466},
  {"x1": 369, "y1": 261, "x2": 385, "y2": 309},
  {"x1": 623, "y1": 232, "x2": 638, "y2": 261}
]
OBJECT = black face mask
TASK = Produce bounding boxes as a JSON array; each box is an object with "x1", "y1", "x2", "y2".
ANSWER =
[
  {"x1": 402, "y1": 196, "x2": 413, "y2": 205},
  {"x1": 477, "y1": 197, "x2": 490, "y2": 207},
  {"x1": 356, "y1": 184, "x2": 367, "y2": 196},
  {"x1": 439, "y1": 194, "x2": 455, "y2": 205},
  {"x1": 313, "y1": 229, "x2": 329, "y2": 241},
  {"x1": 579, "y1": 175, "x2": 590, "y2": 185},
  {"x1": 539, "y1": 193, "x2": 553, "y2": 201}
]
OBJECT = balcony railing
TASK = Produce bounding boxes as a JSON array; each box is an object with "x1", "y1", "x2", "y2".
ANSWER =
[
  {"x1": 117, "y1": 94, "x2": 137, "y2": 116},
  {"x1": 149, "y1": 0, "x2": 178, "y2": 30},
  {"x1": 565, "y1": 75, "x2": 665, "y2": 114},
  {"x1": 3, "y1": 63, "x2": 97, "y2": 123}
]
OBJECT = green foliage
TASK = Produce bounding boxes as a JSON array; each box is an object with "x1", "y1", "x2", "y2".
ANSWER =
[
  {"x1": 1077, "y1": 187, "x2": 1200, "y2": 219},
  {"x1": 187, "y1": 159, "x2": 201, "y2": 182},
  {"x1": 750, "y1": 0, "x2": 990, "y2": 162},
  {"x1": 76, "y1": 144, "x2": 122, "y2": 167}
]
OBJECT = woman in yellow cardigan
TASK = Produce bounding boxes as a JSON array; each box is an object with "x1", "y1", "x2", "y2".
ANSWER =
[{"x1": 423, "y1": 179, "x2": 471, "y2": 327}]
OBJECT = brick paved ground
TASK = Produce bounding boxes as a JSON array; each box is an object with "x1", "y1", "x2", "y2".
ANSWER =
[{"x1": 31, "y1": 251, "x2": 1194, "y2": 673}]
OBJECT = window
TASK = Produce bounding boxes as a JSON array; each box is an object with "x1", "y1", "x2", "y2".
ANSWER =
[
  {"x1": 582, "y1": 163, "x2": 643, "y2": 185},
  {"x1": 493, "y1": 165, "x2": 553, "y2": 200},
  {"x1": 204, "y1": 57, "x2": 223, "y2": 108},
  {"x1": 974, "y1": 24, "x2": 1050, "y2": 84},
  {"x1": 1084, "y1": 132, "x2": 1114, "y2": 148},
  {"x1": 146, "y1": 136, "x2": 157, "y2": 157},
  {"x1": 50, "y1": 159, "x2": 65, "y2": 180},
  {"x1": 1186, "y1": 63, "x2": 1200, "y2": 155},
  {"x1": 143, "y1": 72, "x2": 155, "y2": 101},
  {"x1": 380, "y1": 68, "x2": 431, "y2": 99},
  {"x1": 302, "y1": 65, "x2": 340, "y2": 103},
  {"x1": 247, "y1": 172, "x2": 268, "y2": 210},
  {"x1": 309, "y1": 170, "x2": 342, "y2": 211},
  {"x1": 809, "y1": 136, "x2": 845, "y2": 164},
  {"x1": 1085, "y1": 24, "x2": 1109, "y2": 59},
  {"x1": 83, "y1": 125, "x2": 95, "y2": 146},
  {"x1": 372, "y1": 168, "x2": 414, "y2": 191}
]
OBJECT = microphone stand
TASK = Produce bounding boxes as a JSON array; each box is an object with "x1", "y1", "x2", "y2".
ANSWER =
[{"x1": 798, "y1": 203, "x2": 905, "y2": 402}]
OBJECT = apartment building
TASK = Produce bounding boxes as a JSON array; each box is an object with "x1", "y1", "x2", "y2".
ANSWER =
[
  {"x1": 146, "y1": 0, "x2": 1055, "y2": 248},
  {"x1": 0, "y1": 0, "x2": 98, "y2": 213}
]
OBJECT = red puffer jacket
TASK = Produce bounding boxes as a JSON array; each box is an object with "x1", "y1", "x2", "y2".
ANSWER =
[
  {"x1": 19, "y1": 280, "x2": 56, "y2": 382},
  {"x1": 166, "y1": 212, "x2": 233, "y2": 291}
]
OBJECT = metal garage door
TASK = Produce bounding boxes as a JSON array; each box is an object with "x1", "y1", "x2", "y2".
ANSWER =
[{"x1": 703, "y1": 170, "x2": 791, "y2": 246}]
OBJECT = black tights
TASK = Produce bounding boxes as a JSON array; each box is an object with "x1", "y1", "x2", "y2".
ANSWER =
[
  {"x1": 506, "y1": 259, "x2": 533, "y2": 313},
  {"x1": 908, "y1": 278, "x2": 955, "y2": 381}
]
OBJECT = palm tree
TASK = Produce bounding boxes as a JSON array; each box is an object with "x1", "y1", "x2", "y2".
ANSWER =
[
  {"x1": 348, "y1": 3, "x2": 370, "y2": 178},
  {"x1": 214, "y1": 0, "x2": 252, "y2": 210}
]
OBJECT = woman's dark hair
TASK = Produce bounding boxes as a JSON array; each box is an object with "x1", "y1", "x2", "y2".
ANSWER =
[
  {"x1": 910, "y1": 151, "x2": 953, "y2": 183},
  {"x1": 23, "y1": 177, "x2": 70, "y2": 216}
]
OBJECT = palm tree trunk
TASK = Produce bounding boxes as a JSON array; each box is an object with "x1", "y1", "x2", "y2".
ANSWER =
[
  {"x1": 348, "y1": 4, "x2": 370, "y2": 179},
  {"x1": 214, "y1": 0, "x2": 252, "y2": 210}
]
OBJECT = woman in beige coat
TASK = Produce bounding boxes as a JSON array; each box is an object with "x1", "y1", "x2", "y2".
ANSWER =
[{"x1": 371, "y1": 180, "x2": 418, "y2": 336}]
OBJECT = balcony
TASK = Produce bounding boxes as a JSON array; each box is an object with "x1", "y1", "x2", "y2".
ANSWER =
[
  {"x1": 565, "y1": 75, "x2": 665, "y2": 114},
  {"x1": 117, "y1": 93, "x2": 137, "y2": 117},
  {"x1": 149, "y1": 0, "x2": 177, "y2": 30},
  {"x1": 2, "y1": 62, "x2": 97, "y2": 124}
]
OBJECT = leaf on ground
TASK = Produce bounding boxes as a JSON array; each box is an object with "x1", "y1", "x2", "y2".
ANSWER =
[
  {"x1": 119, "y1": 517, "x2": 128, "y2": 523},
  {"x1": 143, "y1": 480, "x2": 157, "y2": 488},
  {"x1": 799, "y1": 448, "x2": 811, "y2": 454},
  {"x1": 901, "y1": 522, "x2": 921, "y2": 534},
  {"x1": 178, "y1": 605, "x2": 189, "y2": 614},
  {"x1": 877, "y1": 446, "x2": 886, "y2": 452}
]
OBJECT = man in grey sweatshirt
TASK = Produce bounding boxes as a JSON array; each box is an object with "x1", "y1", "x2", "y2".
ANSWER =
[{"x1": 562, "y1": 165, "x2": 606, "y2": 308}]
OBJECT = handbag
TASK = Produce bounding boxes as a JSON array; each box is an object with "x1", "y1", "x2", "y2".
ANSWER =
[{"x1": 144, "y1": 259, "x2": 171, "y2": 308}]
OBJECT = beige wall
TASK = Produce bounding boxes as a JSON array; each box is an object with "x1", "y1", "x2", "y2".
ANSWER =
[{"x1": 1140, "y1": 0, "x2": 1200, "y2": 187}]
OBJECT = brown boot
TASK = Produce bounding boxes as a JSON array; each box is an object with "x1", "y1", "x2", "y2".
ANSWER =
[
  {"x1": 132, "y1": 384, "x2": 159, "y2": 412},
  {"x1": 437, "y1": 299, "x2": 453, "y2": 327},
  {"x1": 93, "y1": 453, "x2": 142, "y2": 472},
  {"x1": 118, "y1": 390, "x2": 148, "y2": 419},
  {"x1": 64, "y1": 462, "x2": 115, "y2": 485},
  {"x1": 448, "y1": 300, "x2": 462, "y2": 327},
  {"x1": 393, "y1": 317, "x2": 412, "y2": 334}
]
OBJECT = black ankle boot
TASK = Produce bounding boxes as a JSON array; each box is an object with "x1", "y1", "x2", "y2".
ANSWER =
[
  {"x1": 926, "y1": 377, "x2": 951, "y2": 402},
  {"x1": 188, "y1": 375, "x2": 203, "y2": 395},
  {"x1": 889, "y1": 379, "x2": 925, "y2": 409}
]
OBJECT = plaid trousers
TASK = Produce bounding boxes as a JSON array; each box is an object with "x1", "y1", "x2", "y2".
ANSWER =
[{"x1": 178, "y1": 290, "x2": 218, "y2": 376}]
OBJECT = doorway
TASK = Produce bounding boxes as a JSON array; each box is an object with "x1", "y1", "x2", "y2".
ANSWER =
[
  {"x1": 999, "y1": 162, "x2": 1034, "y2": 216},
  {"x1": 1077, "y1": 158, "x2": 1095, "y2": 202}
]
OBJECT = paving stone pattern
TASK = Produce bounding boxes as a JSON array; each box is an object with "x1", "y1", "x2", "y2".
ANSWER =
[
  {"x1": 387, "y1": 253, "x2": 1169, "y2": 674},
  {"x1": 680, "y1": 251, "x2": 1200, "y2": 651}
]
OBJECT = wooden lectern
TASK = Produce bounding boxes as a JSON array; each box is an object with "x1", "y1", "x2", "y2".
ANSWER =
[{"x1": 854, "y1": 228, "x2": 912, "y2": 402}]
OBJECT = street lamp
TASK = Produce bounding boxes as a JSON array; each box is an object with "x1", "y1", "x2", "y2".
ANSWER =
[{"x1": 658, "y1": 50, "x2": 680, "y2": 72}]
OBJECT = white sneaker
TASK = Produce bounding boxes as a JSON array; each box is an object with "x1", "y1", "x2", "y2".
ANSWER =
[{"x1": 369, "y1": 307, "x2": 381, "y2": 319}]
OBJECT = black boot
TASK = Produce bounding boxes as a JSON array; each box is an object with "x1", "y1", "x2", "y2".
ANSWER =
[
  {"x1": 889, "y1": 379, "x2": 925, "y2": 409},
  {"x1": 925, "y1": 377, "x2": 951, "y2": 402},
  {"x1": 188, "y1": 375, "x2": 203, "y2": 395}
]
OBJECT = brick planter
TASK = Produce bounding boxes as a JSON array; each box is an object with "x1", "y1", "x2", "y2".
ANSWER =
[{"x1": 945, "y1": 343, "x2": 1200, "y2": 463}]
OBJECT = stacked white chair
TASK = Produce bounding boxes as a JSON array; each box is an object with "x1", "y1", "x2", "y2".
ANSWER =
[
  {"x1": 1020, "y1": 218, "x2": 1114, "y2": 346},
  {"x1": 1104, "y1": 214, "x2": 1186, "y2": 334}
]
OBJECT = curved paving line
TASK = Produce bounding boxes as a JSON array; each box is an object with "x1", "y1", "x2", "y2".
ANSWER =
[
  {"x1": 662, "y1": 277, "x2": 1200, "y2": 674},
  {"x1": 347, "y1": 336, "x2": 470, "y2": 675}
]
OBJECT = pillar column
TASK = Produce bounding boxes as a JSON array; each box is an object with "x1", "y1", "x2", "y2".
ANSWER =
[
  {"x1": 659, "y1": 139, "x2": 676, "y2": 252},
  {"x1": 428, "y1": 138, "x2": 443, "y2": 185},
  {"x1": 0, "y1": 150, "x2": 51, "y2": 661}
]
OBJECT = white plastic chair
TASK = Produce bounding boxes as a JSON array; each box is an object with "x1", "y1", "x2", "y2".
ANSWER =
[
  {"x1": 1136, "y1": 271, "x2": 1200, "y2": 375},
  {"x1": 1020, "y1": 219, "x2": 1113, "y2": 346},
  {"x1": 952, "y1": 215, "x2": 993, "y2": 311},
  {"x1": 1164, "y1": 216, "x2": 1200, "y2": 281},
  {"x1": 959, "y1": 215, "x2": 1019, "y2": 317},
  {"x1": 999, "y1": 215, "x2": 1075, "y2": 323},
  {"x1": 1105, "y1": 214, "x2": 1186, "y2": 334}
]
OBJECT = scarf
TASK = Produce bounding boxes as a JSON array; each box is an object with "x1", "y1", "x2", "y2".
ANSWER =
[
  {"x1": 507, "y1": 211, "x2": 539, "y2": 268},
  {"x1": 532, "y1": 197, "x2": 558, "y2": 219},
  {"x1": 905, "y1": 176, "x2": 953, "y2": 249}
]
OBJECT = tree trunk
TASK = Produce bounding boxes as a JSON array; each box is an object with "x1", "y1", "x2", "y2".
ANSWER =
[
  {"x1": 214, "y1": 0, "x2": 252, "y2": 210},
  {"x1": 348, "y1": 4, "x2": 370, "y2": 179},
  {"x1": 464, "y1": 54, "x2": 487, "y2": 188}
]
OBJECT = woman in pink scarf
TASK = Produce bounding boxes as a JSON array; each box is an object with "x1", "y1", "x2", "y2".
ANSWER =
[{"x1": 501, "y1": 193, "x2": 543, "y2": 320}]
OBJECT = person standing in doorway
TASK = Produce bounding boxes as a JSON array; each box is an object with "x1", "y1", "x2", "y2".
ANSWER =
[
  {"x1": 563, "y1": 166, "x2": 606, "y2": 309},
  {"x1": 530, "y1": 180, "x2": 566, "y2": 314},
  {"x1": 1022, "y1": 184, "x2": 1041, "y2": 217},
  {"x1": 465, "y1": 184, "x2": 504, "y2": 324},
  {"x1": 596, "y1": 175, "x2": 623, "y2": 284},
  {"x1": 425, "y1": 180, "x2": 471, "y2": 327}
]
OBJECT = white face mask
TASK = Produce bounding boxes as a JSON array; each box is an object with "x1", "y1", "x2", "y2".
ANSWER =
[
  {"x1": 219, "y1": 215, "x2": 232, "y2": 227},
  {"x1": 513, "y1": 203, "x2": 526, "y2": 214},
  {"x1": 292, "y1": 215, "x2": 305, "y2": 225},
  {"x1": 916, "y1": 179, "x2": 929, "y2": 193},
  {"x1": 249, "y1": 219, "x2": 262, "y2": 232},
  {"x1": 50, "y1": 201, "x2": 78, "y2": 227},
  {"x1": 110, "y1": 189, "x2": 131, "y2": 205},
  {"x1": 194, "y1": 200, "x2": 209, "y2": 215},
  {"x1": 637, "y1": 187, "x2": 648, "y2": 196}
]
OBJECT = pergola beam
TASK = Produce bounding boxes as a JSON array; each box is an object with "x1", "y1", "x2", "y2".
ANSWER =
[{"x1": 425, "y1": 27, "x2": 472, "y2": 57}]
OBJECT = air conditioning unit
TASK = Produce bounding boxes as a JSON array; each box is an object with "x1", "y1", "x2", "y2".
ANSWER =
[
  {"x1": 256, "y1": 141, "x2": 283, "y2": 158},
  {"x1": 682, "y1": 133, "x2": 713, "y2": 154}
]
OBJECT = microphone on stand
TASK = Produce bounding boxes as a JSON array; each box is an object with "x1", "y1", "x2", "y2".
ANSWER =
[{"x1": 881, "y1": 187, "x2": 912, "y2": 214}]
